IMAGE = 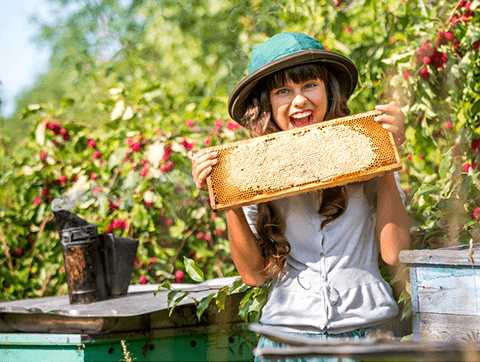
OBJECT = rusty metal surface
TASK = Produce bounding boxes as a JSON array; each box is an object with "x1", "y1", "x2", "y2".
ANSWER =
[
  {"x1": 60, "y1": 226, "x2": 107, "y2": 304},
  {"x1": 0, "y1": 277, "x2": 238, "y2": 318}
]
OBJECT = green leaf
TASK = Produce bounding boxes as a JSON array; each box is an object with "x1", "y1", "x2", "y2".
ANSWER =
[
  {"x1": 169, "y1": 291, "x2": 190, "y2": 317},
  {"x1": 131, "y1": 203, "x2": 149, "y2": 229},
  {"x1": 167, "y1": 290, "x2": 181, "y2": 308},
  {"x1": 438, "y1": 149, "x2": 452, "y2": 180},
  {"x1": 153, "y1": 280, "x2": 172, "y2": 296},
  {"x1": 196, "y1": 292, "x2": 215, "y2": 320},
  {"x1": 60, "y1": 97, "x2": 75, "y2": 107},
  {"x1": 215, "y1": 288, "x2": 227, "y2": 311},
  {"x1": 227, "y1": 277, "x2": 245, "y2": 294},
  {"x1": 184, "y1": 257, "x2": 205, "y2": 283},
  {"x1": 169, "y1": 219, "x2": 186, "y2": 239},
  {"x1": 413, "y1": 184, "x2": 443, "y2": 198}
]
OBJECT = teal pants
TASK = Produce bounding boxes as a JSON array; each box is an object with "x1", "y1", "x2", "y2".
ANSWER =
[{"x1": 254, "y1": 327, "x2": 373, "y2": 362}]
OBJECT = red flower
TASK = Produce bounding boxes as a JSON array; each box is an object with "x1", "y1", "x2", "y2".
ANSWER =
[
  {"x1": 145, "y1": 201, "x2": 153, "y2": 207},
  {"x1": 126, "y1": 138, "x2": 134, "y2": 147},
  {"x1": 92, "y1": 187, "x2": 102, "y2": 195},
  {"x1": 92, "y1": 151, "x2": 102, "y2": 159},
  {"x1": 162, "y1": 145, "x2": 172, "y2": 161},
  {"x1": 111, "y1": 219, "x2": 125, "y2": 229},
  {"x1": 471, "y1": 138, "x2": 480, "y2": 151},
  {"x1": 226, "y1": 120, "x2": 241, "y2": 130},
  {"x1": 49, "y1": 122, "x2": 62, "y2": 135},
  {"x1": 211, "y1": 214, "x2": 217, "y2": 220},
  {"x1": 87, "y1": 139, "x2": 97, "y2": 148},
  {"x1": 464, "y1": 163, "x2": 474, "y2": 172},
  {"x1": 444, "y1": 121, "x2": 453, "y2": 130},
  {"x1": 175, "y1": 270, "x2": 184, "y2": 283},
  {"x1": 161, "y1": 161, "x2": 174, "y2": 173},
  {"x1": 90, "y1": 172, "x2": 97, "y2": 181},
  {"x1": 196, "y1": 232, "x2": 204, "y2": 239},
  {"x1": 181, "y1": 137, "x2": 194, "y2": 151},
  {"x1": 33, "y1": 197, "x2": 43, "y2": 206},
  {"x1": 403, "y1": 71, "x2": 411, "y2": 80},
  {"x1": 150, "y1": 257, "x2": 156, "y2": 264},
  {"x1": 42, "y1": 188, "x2": 50, "y2": 197},
  {"x1": 474, "y1": 207, "x2": 480, "y2": 219},
  {"x1": 59, "y1": 174, "x2": 67, "y2": 184},
  {"x1": 204, "y1": 137, "x2": 212, "y2": 146},
  {"x1": 40, "y1": 152, "x2": 47, "y2": 160},
  {"x1": 186, "y1": 119, "x2": 194, "y2": 127},
  {"x1": 140, "y1": 276, "x2": 147, "y2": 284},
  {"x1": 204, "y1": 233, "x2": 211, "y2": 242},
  {"x1": 474, "y1": 40, "x2": 480, "y2": 52},
  {"x1": 139, "y1": 167, "x2": 149, "y2": 178},
  {"x1": 131, "y1": 141, "x2": 141, "y2": 152},
  {"x1": 420, "y1": 68, "x2": 429, "y2": 80},
  {"x1": 418, "y1": 154, "x2": 425, "y2": 160},
  {"x1": 166, "y1": 219, "x2": 173, "y2": 226}
]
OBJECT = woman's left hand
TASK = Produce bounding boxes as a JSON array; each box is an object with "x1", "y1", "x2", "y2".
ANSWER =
[{"x1": 374, "y1": 101, "x2": 406, "y2": 148}]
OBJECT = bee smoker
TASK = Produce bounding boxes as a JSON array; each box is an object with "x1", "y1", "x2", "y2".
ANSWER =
[
  {"x1": 54, "y1": 209, "x2": 138, "y2": 304},
  {"x1": 55, "y1": 210, "x2": 107, "y2": 304}
]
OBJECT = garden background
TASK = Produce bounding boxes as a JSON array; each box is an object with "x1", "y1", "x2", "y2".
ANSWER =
[{"x1": 0, "y1": 0, "x2": 479, "y2": 336}]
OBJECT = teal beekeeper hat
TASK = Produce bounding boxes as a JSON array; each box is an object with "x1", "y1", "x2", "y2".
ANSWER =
[{"x1": 228, "y1": 32, "x2": 358, "y2": 125}]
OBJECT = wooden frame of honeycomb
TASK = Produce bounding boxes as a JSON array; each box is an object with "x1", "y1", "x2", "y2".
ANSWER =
[{"x1": 205, "y1": 110, "x2": 402, "y2": 211}]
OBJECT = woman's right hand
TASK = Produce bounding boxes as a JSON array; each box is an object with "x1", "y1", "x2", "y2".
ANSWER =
[{"x1": 189, "y1": 149, "x2": 218, "y2": 191}]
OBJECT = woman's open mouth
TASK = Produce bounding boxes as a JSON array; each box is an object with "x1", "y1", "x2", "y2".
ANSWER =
[{"x1": 290, "y1": 110, "x2": 314, "y2": 128}]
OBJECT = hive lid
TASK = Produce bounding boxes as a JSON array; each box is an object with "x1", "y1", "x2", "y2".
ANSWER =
[{"x1": 399, "y1": 243, "x2": 480, "y2": 266}]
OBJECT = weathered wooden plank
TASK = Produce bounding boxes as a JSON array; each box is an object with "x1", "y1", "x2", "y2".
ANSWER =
[
  {"x1": 416, "y1": 265, "x2": 480, "y2": 315},
  {"x1": 400, "y1": 244, "x2": 480, "y2": 266},
  {"x1": 416, "y1": 312, "x2": 480, "y2": 341},
  {"x1": 410, "y1": 264, "x2": 420, "y2": 314}
]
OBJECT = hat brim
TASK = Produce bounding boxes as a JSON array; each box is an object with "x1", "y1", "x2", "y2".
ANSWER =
[{"x1": 228, "y1": 49, "x2": 358, "y2": 126}]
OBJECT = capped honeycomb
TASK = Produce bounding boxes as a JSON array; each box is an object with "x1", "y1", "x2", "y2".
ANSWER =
[{"x1": 206, "y1": 110, "x2": 401, "y2": 211}]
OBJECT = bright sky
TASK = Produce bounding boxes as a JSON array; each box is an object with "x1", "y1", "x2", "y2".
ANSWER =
[{"x1": 0, "y1": 0, "x2": 53, "y2": 118}]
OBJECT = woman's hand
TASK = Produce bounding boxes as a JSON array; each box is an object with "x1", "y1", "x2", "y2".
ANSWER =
[
  {"x1": 374, "y1": 101, "x2": 406, "y2": 148},
  {"x1": 188, "y1": 149, "x2": 218, "y2": 191}
]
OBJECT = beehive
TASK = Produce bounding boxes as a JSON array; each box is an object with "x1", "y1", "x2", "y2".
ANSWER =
[{"x1": 206, "y1": 110, "x2": 401, "y2": 211}]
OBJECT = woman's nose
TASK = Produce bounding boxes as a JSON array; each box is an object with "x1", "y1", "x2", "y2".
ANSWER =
[{"x1": 292, "y1": 93, "x2": 307, "y2": 107}]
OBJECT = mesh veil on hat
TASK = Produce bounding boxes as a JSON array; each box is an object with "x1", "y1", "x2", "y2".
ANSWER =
[{"x1": 227, "y1": 32, "x2": 358, "y2": 126}]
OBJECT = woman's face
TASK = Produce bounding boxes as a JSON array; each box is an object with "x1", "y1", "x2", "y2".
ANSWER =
[{"x1": 269, "y1": 78, "x2": 328, "y2": 131}]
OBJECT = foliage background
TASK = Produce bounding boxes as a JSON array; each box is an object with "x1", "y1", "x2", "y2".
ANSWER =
[{"x1": 1, "y1": 0, "x2": 479, "y2": 334}]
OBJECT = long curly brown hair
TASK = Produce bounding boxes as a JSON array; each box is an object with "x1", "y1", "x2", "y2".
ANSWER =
[{"x1": 240, "y1": 63, "x2": 351, "y2": 276}]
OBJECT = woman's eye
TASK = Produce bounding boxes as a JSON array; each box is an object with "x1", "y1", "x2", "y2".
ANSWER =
[
  {"x1": 276, "y1": 88, "x2": 289, "y2": 95},
  {"x1": 304, "y1": 82, "x2": 317, "y2": 89}
]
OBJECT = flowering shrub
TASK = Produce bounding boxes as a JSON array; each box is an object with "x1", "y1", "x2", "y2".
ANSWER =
[{"x1": 0, "y1": 0, "x2": 479, "y2": 330}]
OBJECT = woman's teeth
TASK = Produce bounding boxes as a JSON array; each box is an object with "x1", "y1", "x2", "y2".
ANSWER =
[{"x1": 290, "y1": 112, "x2": 313, "y2": 127}]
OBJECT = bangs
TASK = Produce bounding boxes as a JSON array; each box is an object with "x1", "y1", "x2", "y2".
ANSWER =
[{"x1": 265, "y1": 63, "x2": 329, "y2": 91}]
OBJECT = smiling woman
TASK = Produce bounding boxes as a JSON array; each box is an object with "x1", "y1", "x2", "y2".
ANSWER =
[{"x1": 269, "y1": 77, "x2": 328, "y2": 130}]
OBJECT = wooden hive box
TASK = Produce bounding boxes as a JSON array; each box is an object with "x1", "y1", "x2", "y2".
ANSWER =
[{"x1": 399, "y1": 243, "x2": 480, "y2": 341}]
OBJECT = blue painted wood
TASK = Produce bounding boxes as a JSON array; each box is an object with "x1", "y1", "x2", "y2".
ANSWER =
[
  {"x1": 0, "y1": 333, "x2": 81, "y2": 345},
  {"x1": 416, "y1": 265, "x2": 480, "y2": 315},
  {"x1": 0, "y1": 333, "x2": 84, "y2": 362}
]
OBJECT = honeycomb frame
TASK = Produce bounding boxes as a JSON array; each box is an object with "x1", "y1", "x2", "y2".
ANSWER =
[{"x1": 205, "y1": 110, "x2": 401, "y2": 211}]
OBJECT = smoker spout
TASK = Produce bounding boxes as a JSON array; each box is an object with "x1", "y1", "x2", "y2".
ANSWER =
[{"x1": 53, "y1": 209, "x2": 93, "y2": 231}]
